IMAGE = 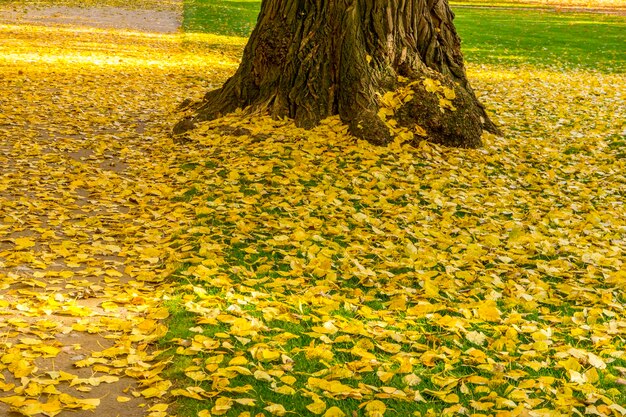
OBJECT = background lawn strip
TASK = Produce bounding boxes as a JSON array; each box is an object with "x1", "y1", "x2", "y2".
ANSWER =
[{"x1": 182, "y1": 0, "x2": 626, "y2": 72}]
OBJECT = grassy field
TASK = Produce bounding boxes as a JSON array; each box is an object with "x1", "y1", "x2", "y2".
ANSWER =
[
  {"x1": 456, "y1": 8, "x2": 626, "y2": 71},
  {"x1": 182, "y1": 0, "x2": 626, "y2": 72},
  {"x1": 182, "y1": 0, "x2": 260, "y2": 37},
  {"x1": 160, "y1": 2, "x2": 626, "y2": 417},
  {"x1": 453, "y1": 0, "x2": 626, "y2": 9}
]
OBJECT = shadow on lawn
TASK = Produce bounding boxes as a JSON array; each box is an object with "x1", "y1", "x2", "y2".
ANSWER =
[{"x1": 183, "y1": 0, "x2": 260, "y2": 37}]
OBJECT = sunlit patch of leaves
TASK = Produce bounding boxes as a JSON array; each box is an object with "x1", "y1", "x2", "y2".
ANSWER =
[
  {"x1": 0, "y1": 10, "x2": 234, "y2": 417},
  {"x1": 0, "y1": 0, "x2": 181, "y2": 12}
]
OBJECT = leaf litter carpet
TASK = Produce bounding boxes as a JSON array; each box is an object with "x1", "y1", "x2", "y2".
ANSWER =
[
  {"x1": 1, "y1": 2, "x2": 626, "y2": 417},
  {"x1": 0, "y1": 3, "x2": 212, "y2": 416},
  {"x1": 164, "y1": 71, "x2": 626, "y2": 416}
]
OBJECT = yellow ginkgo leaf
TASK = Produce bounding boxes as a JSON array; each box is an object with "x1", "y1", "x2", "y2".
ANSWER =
[
  {"x1": 414, "y1": 125, "x2": 428, "y2": 137},
  {"x1": 364, "y1": 400, "x2": 387, "y2": 417},
  {"x1": 475, "y1": 300, "x2": 501, "y2": 322},
  {"x1": 234, "y1": 398, "x2": 256, "y2": 406},
  {"x1": 264, "y1": 403, "x2": 287, "y2": 416},
  {"x1": 76, "y1": 398, "x2": 100, "y2": 410},
  {"x1": 423, "y1": 78, "x2": 440, "y2": 93},
  {"x1": 211, "y1": 397, "x2": 233, "y2": 416},
  {"x1": 256, "y1": 348, "x2": 281, "y2": 362},
  {"x1": 273, "y1": 385, "x2": 296, "y2": 395},
  {"x1": 13, "y1": 237, "x2": 36, "y2": 249},
  {"x1": 148, "y1": 404, "x2": 169, "y2": 412},
  {"x1": 306, "y1": 400, "x2": 327, "y2": 415},
  {"x1": 442, "y1": 86, "x2": 456, "y2": 100},
  {"x1": 323, "y1": 406, "x2": 346, "y2": 417},
  {"x1": 229, "y1": 356, "x2": 248, "y2": 366},
  {"x1": 465, "y1": 330, "x2": 487, "y2": 346},
  {"x1": 11, "y1": 359, "x2": 36, "y2": 378},
  {"x1": 0, "y1": 396, "x2": 26, "y2": 407},
  {"x1": 280, "y1": 375, "x2": 297, "y2": 385}
]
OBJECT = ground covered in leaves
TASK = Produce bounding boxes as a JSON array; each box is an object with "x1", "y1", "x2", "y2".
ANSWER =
[
  {"x1": 166, "y1": 67, "x2": 626, "y2": 416},
  {"x1": 0, "y1": 5, "x2": 230, "y2": 416},
  {"x1": 1, "y1": 2, "x2": 626, "y2": 417}
]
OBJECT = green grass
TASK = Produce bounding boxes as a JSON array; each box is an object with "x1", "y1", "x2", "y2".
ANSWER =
[
  {"x1": 160, "y1": 285, "x2": 454, "y2": 416},
  {"x1": 159, "y1": 297, "x2": 199, "y2": 344},
  {"x1": 182, "y1": 0, "x2": 626, "y2": 72},
  {"x1": 183, "y1": 0, "x2": 260, "y2": 36},
  {"x1": 455, "y1": 7, "x2": 626, "y2": 71}
]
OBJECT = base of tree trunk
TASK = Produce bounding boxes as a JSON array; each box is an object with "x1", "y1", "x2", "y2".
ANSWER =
[{"x1": 175, "y1": 0, "x2": 501, "y2": 148}]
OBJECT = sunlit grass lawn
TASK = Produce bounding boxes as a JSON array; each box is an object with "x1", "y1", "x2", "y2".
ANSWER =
[
  {"x1": 452, "y1": 0, "x2": 626, "y2": 9},
  {"x1": 159, "y1": 1, "x2": 626, "y2": 417},
  {"x1": 183, "y1": 0, "x2": 626, "y2": 72},
  {"x1": 456, "y1": 8, "x2": 626, "y2": 71}
]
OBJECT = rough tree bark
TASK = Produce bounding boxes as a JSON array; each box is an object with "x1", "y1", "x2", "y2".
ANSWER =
[{"x1": 176, "y1": 0, "x2": 500, "y2": 148}]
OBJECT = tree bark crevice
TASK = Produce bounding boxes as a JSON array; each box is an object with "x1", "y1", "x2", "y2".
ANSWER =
[{"x1": 176, "y1": 0, "x2": 501, "y2": 148}]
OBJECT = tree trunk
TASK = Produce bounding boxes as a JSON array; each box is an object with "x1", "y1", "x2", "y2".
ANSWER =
[{"x1": 178, "y1": 0, "x2": 500, "y2": 148}]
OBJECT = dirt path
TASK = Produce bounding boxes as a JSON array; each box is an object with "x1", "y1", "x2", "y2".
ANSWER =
[
  {"x1": 0, "y1": 2, "x2": 199, "y2": 417},
  {"x1": 0, "y1": 5, "x2": 182, "y2": 32}
]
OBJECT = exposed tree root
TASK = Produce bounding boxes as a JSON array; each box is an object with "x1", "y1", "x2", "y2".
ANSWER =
[{"x1": 175, "y1": 0, "x2": 502, "y2": 148}]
